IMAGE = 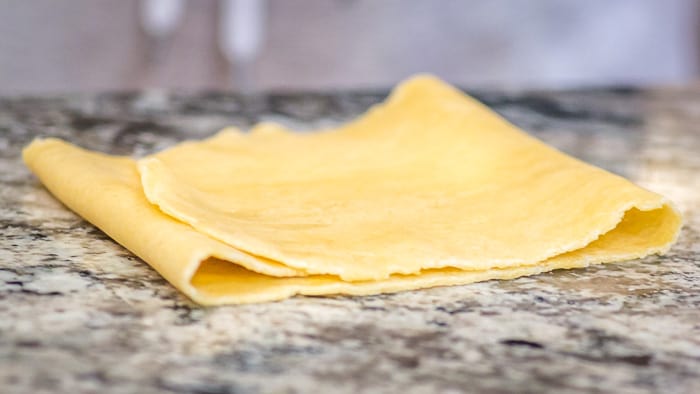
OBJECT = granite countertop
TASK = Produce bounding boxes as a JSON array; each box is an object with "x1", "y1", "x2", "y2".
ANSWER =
[{"x1": 0, "y1": 88, "x2": 698, "y2": 394}]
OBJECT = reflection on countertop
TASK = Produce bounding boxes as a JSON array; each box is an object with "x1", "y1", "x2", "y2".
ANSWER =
[{"x1": 0, "y1": 88, "x2": 698, "y2": 393}]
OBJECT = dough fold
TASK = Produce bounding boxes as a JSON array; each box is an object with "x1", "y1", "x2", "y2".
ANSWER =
[{"x1": 23, "y1": 76, "x2": 682, "y2": 305}]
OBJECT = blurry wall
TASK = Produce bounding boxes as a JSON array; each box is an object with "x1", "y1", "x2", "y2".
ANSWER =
[{"x1": 0, "y1": 0, "x2": 698, "y2": 94}]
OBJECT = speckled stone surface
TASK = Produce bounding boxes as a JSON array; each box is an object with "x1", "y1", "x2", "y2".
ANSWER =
[{"x1": 0, "y1": 88, "x2": 698, "y2": 394}]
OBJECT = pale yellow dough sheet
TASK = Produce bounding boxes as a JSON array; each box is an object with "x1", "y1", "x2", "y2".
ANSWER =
[{"x1": 23, "y1": 76, "x2": 681, "y2": 305}]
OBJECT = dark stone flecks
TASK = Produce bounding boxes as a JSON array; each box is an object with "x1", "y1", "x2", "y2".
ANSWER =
[{"x1": 1, "y1": 87, "x2": 699, "y2": 394}]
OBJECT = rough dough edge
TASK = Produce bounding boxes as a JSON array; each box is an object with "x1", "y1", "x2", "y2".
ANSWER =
[{"x1": 183, "y1": 202, "x2": 681, "y2": 305}]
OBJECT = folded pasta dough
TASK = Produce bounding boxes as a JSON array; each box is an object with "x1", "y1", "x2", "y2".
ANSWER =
[{"x1": 23, "y1": 76, "x2": 681, "y2": 305}]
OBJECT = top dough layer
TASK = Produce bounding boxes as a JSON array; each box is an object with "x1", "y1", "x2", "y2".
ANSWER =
[{"x1": 138, "y1": 75, "x2": 678, "y2": 281}]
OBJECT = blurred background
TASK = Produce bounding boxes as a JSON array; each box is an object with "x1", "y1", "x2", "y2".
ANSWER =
[{"x1": 0, "y1": 0, "x2": 698, "y2": 95}]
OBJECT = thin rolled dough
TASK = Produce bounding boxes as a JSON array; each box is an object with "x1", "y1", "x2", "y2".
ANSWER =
[{"x1": 23, "y1": 76, "x2": 681, "y2": 305}]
